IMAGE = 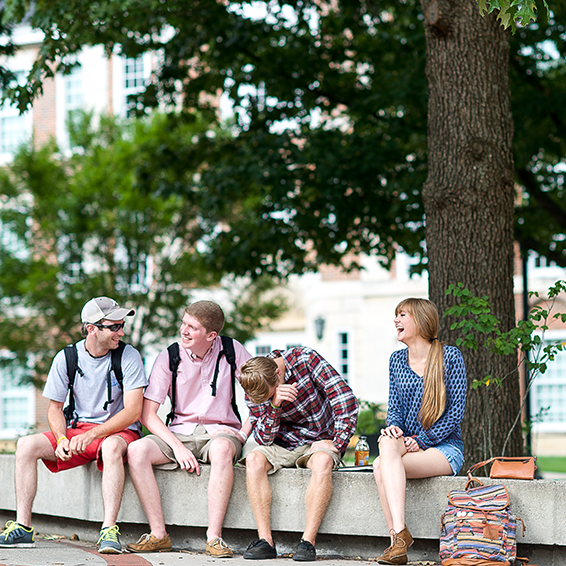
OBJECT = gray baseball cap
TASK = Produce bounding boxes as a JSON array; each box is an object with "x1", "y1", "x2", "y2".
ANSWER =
[{"x1": 81, "y1": 297, "x2": 135, "y2": 324}]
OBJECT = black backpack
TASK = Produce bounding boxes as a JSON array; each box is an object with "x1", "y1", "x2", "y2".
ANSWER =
[
  {"x1": 165, "y1": 335, "x2": 241, "y2": 427},
  {"x1": 63, "y1": 341, "x2": 126, "y2": 428}
]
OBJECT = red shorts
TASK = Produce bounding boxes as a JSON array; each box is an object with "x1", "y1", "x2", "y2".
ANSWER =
[{"x1": 42, "y1": 422, "x2": 140, "y2": 472}]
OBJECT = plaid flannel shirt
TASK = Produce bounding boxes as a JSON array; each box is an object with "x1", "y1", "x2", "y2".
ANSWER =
[{"x1": 246, "y1": 347, "x2": 359, "y2": 455}]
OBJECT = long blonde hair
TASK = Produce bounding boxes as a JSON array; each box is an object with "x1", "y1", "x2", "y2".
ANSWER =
[{"x1": 396, "y1": 298, "x2": 445, "y2": 429}]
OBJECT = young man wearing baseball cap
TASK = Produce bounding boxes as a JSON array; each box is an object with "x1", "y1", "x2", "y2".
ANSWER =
[{"x1": 0, "y1": 297, "x2": 147, "y2": 554}]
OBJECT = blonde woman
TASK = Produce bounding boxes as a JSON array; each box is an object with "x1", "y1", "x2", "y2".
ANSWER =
[{"x1": 373, "y1": 298, "x2": 467, "y2": 565}]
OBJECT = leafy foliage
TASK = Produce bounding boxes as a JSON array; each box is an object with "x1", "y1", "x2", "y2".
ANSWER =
[
  {"x1": 0, "y1": 1, "x2": 563, "y2": 274},
  {"x1": 355, "y1": 400, "x2": 386, "y2": 436},
  {"x1": 445, "y1": 280, "x2": 566, "y2": 452},
  {"x1": 477, "y1": 0, "x2": 550, "y2": 29},
  {"x1": 0, "y1": 111, "x2": 287, "y2": 385}
]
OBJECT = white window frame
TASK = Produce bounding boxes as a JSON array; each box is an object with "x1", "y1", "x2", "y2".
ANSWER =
[
  {"x1": 112, "y1": 52, "x2": 153, "y2": 117},
  {"x1": 335, "y1": 329, "x2": 352, "y2": 382},
  {"x1": 0, "y1": 70, "x2": 33, "y2": 162},
  {"x1": 529, "y1": 330, "x2": 566, "y2": 433},
  {"x1": 0, "y1": 354, "x2": 35, "y2": 439}
]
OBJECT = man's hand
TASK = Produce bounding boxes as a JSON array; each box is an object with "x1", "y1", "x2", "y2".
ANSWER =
[
  {"x1": 69, "y1": 429, "x2": 97, "y2": 455},
  {"x1": 172, "y1": 444, "x2": 201, "y2": 475},
  {"x1": 55, "y1": 437, "x2": 71, "y2": 461},
  {"x1": 309, "y1": 439, "x2": 339, "y2": 454},
  {"x1": 271, "y1": 383, "x2": 298, "y2": 407}
]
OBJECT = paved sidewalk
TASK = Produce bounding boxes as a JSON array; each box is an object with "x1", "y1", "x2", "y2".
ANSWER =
[{"x1": 0, "y1": 538, "x2": 440, "y2": 566}]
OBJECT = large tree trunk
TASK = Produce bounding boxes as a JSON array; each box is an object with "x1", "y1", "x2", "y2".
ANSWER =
[{"x1": 420, "y1": 0, "x2": 523, "y2": 470}]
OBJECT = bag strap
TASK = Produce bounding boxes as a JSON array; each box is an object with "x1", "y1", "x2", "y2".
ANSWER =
[
  {"x1": 63, "y1": 344, "x2": 79, "y2": 429},
  {"x1": 103, "y1": 341, "x2": 126, "y2": 411},
  {"x1": 221, "y1": 335, "x2": 242, "y2": 424},
  {"x1": 111, "y1": 341, "x2": 125, "y2": 389},
  {"x1": 165, "y1": 342, "x2": 181, "y2": 427},
  {"x1": 467, "y1": 457, "x2": 497, "y2": 480},
  {"x1": 210, "y1": 336, "x2": 241, "y2": 423}
]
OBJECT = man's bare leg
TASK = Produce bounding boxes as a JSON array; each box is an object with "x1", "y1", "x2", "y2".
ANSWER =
[
  {"x1": 15, "y1": 434, "x2": 56, "y2": 527},
  {"x1": 302, "y1": 451, "x2": 334, "y2": 545},
  {"x1": 127, "y1": 437, "x2": 172, "y2": 539},
  {"x1": 206, "y1": 437, "x2": 237, "y2": 541},
  {"x1": 100, "y1": 436, "x2": 129, "y2": 528},
  {"x1": 245, "y1": 451, "x2": 275, "y2": 545}
]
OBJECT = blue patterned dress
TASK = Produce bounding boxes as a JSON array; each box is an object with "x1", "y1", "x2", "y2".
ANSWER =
[{"x1": 387, "y1": 345, "x2": 467, "y2": 473}]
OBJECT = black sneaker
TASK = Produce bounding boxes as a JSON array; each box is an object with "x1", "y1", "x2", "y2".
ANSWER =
[
  {"x1": 293, "y1": 539, "x2": 316, "y2": 562},
  {"x1": 243, "y1": 538, "x2": 277, "y2": 560}
]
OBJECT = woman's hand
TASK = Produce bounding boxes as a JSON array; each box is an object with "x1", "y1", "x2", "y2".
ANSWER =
[
  {"x1": 379, "y1": 425, "x2": 403, "y2": 440},
  {"x1": 403, "y1": 436, "x2": 420, "y2": 453}
]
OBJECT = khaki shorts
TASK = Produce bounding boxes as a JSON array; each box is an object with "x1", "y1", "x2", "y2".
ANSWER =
[
  {"x1": 149, "y1": 424, "x2": 243, "y2": 470},
  {"x1": 240, "y1": 438, "x2": 342, "y2": 475}
]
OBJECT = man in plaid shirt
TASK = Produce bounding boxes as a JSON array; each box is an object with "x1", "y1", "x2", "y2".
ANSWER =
[{"x1": 239, "y1": 347, "x2": 358, "y2": 562}]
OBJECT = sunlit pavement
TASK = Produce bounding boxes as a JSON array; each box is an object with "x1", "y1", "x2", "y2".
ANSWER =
[{"x1": 0, "y1": 538, "x2": 441, "y2": 566}]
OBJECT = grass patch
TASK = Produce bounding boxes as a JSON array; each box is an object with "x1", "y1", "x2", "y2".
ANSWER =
[{"x1": 536, "y1": 456, "x2": 566, "y2": 474}]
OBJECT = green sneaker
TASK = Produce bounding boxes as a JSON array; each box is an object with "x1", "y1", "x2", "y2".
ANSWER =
[
  {"x1": 0, "y1": 521, "x2": 35, "y2": 547},
  {"x1": 97, "y1": 525, "x2": 123, "y2": 554}
]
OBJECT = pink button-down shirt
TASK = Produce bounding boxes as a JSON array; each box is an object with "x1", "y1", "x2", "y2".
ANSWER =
[{"x1": 145, "y1": 336, "x2": 252, "y2": 435}]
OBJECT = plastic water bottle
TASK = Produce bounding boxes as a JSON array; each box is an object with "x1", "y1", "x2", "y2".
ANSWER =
[{"x1": 354, "y1": 436, "x2": 370, "y2": 466}]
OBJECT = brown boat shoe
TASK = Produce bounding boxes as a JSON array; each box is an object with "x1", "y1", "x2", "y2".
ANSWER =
[
  {"x1": 206, "y1": 537, "x2": 234, "y2": 558},
  {"x1": 126, "y1": 533, "x2": 171, "y2": 553}
]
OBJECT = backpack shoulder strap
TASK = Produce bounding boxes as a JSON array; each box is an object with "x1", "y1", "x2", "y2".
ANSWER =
[
  {"x1": 165, "y1": 342, "x2": 181, "y2": 427},
  {"x1": 221, "y1": 335, "x2": 237, "y2": 372},
  {"x1": 64, "y1": 344, "x2": 78, "y2": 389},
  {"x1": 111, "y1": 341, "x2": 126, "y2": 389},
  {"x1": 103, "y1": 340, "x2": 127, "y2": 411},
  {"x1": 63, "y1": 343, "x2": 79, "y2": 428},
  {"x1": 218, "y1": 335, "x2": 241, "y2": 423}
]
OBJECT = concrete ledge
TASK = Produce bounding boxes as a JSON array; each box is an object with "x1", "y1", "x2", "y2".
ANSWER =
[{"x1": 0, "y1": 454, "x2": 564, "y2": 559}]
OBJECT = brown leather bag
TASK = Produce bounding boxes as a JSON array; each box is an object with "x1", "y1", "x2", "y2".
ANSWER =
[{"x1": 467, "y1": 456, "x2": 537, "y2": 480}]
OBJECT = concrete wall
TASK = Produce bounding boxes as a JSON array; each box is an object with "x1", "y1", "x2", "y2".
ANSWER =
[{"x1": 0, "y1": 454, "x2": 564, "y2": 561}]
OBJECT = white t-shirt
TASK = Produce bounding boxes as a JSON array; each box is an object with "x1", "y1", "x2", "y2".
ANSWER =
[{"x1": 43, "y1": 340, "x2": 148, "y2": 434}]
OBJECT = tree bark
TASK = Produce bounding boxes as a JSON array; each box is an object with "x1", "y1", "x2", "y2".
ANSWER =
[{"x1": 420, "y1": 0, "x2": 523, "y2": 470}]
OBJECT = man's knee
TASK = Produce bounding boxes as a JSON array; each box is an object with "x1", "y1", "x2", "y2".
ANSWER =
[
  {"x1": 209, "y1": 436, "x2": 236, "y2": 464},
  {"x1": 246, "y1": 450, "x2": 270, "y2": 475},
  {"x1": 127, "y1": 437, "x2": 150, "y2": 465},
  {"x1": 100, "y1": 435, "x2": 127, "y2": 463},
  {"x1": 16, "y1": 433, "x2": 52, "y2": 461},
  {"x1": 308, "y1": 451, "x2": 334, "y2": 476}
]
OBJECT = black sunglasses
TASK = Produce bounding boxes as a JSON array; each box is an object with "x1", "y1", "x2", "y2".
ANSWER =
[{"x1": 93, "y1": 322, "x2": 125, "y2": 332}]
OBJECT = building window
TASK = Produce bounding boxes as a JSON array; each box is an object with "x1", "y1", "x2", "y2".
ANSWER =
[
  {"x1": 0, "y1": 359, "x2": 35, "y2": 439},
  {"x1": 65, "y1": 66, "x2": 83, "y2": 111},
  {"x1": 338, "y1": 332, "x2": 349, "y2": 382},
  {"x1": 124, "y1": 57, "x2": 146, "y2": 90},
  {"x1": 530, "y1": 337, "x2": 566, "y2": 432},
  {"x1": 0, "y1": 71, "x2": 32, "y2": 158},
  {"x1": 255, "y1": 345, "x2": 271, "y2": 356},
  {"x1": 123, "y1": 56, "x2": 147, "y2": 115}
]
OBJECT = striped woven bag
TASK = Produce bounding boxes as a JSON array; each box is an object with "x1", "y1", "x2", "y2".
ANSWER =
[{"x1": 439, "y1": 476, "x2": 525, "y2": 565}]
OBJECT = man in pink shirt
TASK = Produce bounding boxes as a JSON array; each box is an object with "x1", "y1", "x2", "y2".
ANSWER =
[{"x1": 125, "y1": 301, "x2": 252, "y2": 557}]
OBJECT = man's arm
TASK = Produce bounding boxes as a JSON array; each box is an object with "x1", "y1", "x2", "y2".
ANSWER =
[
  {"x1": 307, "y1": 351, "x2": 359, "y2": 454},
  {"x1": 47, "y1": 400, "x2": 73, "y2": 461},
  {"x1": 67, "y1": 387, "x2": 144, "y2": 456},
  {"x1": 141, "y1": 398, "x2": 201, "y2": 474},
  {"x1": 248, "y1": 402, "x2": 283, "y2": 446}
]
